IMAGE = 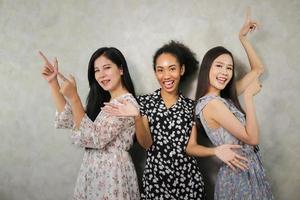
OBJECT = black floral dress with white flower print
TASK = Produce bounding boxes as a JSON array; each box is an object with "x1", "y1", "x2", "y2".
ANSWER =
[{"x1": 137, "y1": 89, "x2": 205, "y2": 200}]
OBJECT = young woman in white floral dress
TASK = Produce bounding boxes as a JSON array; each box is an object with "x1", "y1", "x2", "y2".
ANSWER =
[{"x1": 39, "y1": 47, "x2": 140, "y2": 200}]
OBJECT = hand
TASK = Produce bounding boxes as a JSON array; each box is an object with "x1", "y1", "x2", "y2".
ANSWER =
[
  {"x1": 244, "y1": 78, "x2": 262, "y2": 97},
  {"x1": 215, "y1": 144, "x2": 248, "y2": 171},
  {"x1": 58, "y1": 73, "x2": 79, "y2": 102},
  {"x1": 39, "y1": 51, "x2": 60, "y2": 83},
  {"x1": 102, "y1": 100, "x2": 139, "y2": 117},
  {"x1": 239, "y1": 8, "x2": 259, "y2": 39}
]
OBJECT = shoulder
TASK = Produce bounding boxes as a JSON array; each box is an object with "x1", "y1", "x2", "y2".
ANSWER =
[
  {"x1": 195, "y1": 95, "x2": 228, "y2": 115},
  {"x1": 180, "y1": 95, "x2": 195, "y2": 108},
  {"x1": 137, "y1": 89, "x2": 160, "y2": 104},
  {"x1": 122, "y1": 93, "x2": 138, "y2": 105}
]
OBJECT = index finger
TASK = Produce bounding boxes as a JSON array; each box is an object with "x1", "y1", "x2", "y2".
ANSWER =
[
  {"x1": 38, "y1": 51, "x2": 51, "y2": 65},
  {"x1": 245, "y1": 7, "x2": 251, "y2": 22},
  {"x1": 57, "y1": 72, "x2": 68, "y2": 82}
]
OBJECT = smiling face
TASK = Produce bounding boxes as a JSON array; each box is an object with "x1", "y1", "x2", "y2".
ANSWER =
[
  {"x1": 208, "y1": 53, "x2": 233, "y2": 95},
  {"x1": 154, "y1": 53, "x2": 185, "y2": 95},
  {"x1": 94, "y1": 55, "x2": 124, "y2": 93}
]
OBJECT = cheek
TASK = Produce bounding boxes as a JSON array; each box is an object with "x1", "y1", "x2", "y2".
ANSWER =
[
  {"x1": 94, "y1": 72, "x2": 99, "y2": 79},
  {"x1": 208, "y1": 70, "x2": 214, "y2": 82},
  {"x1": 155, "y1": 72, "x2": 162, "y2": 80},
  {"x1": 228, "y1": 71, "x2": 233, "y2": 79},
  {"x1": 173, "y1": 71, "x2": 182, "y2": 79}
]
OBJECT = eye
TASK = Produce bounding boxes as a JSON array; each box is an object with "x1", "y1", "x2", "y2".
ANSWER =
[
  {"x1": 216, "y1": 64, "x2": 222, "y2": 68},
  {"x1": 94, "y1": 69, "x2": 99, "y2": 72},
  {"x1": 156, "y1": 68, "x2": 163, "y2": 73},
  {"x1": 227, "y1": 66, "x2": 233, "y2": 71},
  {"x1": 170, "y1": 67, "x2": 176, "y2": 71}
]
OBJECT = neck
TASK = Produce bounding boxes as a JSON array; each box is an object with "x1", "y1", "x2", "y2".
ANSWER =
[
  {"x1": 206, "y1": 87, "x2": 220, "y2": 96},
  {"x1": 110, "y1": 85, "x2": 128, "y2": 99},
  {"x1": 160, "y1": 88, "x2": 179, "y2": 108}
]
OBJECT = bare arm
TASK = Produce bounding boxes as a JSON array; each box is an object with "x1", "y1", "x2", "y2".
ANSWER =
[
  {"x1": 186, "y1": 125, "x2": 248, "y2": 170},
  {"x1": 236, "y1": 9, "x2": 264, "y2": 95},
  {"x1": 134, "y1": 114, "x2": 153, "y2": 149},
  {"x1": 206, "y1": 81, "x2": 262, "y2": 145},
  {"x1": 185, "y1": 125, "x2": 215, "y2": 157}
]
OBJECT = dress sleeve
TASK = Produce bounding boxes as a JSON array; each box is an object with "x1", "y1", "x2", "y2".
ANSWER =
[
  {"x1": 136, "y1": 95, "x2": 146, "y2": 116},
  {"x1": 71, "y1": 100, "x2": 136, "y2": 149},
  {"x1": 54, "y1": 103, "x2": 74, "y2": 129}
]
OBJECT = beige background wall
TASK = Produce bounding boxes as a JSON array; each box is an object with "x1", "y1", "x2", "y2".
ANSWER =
[{"x1": 1, "y1": 0, "x2": 299, "y2": 199}]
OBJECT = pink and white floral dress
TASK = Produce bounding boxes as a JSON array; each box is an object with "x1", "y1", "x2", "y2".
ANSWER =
[{"x1": 55, "y1": 93, "x2": 140, "y2": 200}]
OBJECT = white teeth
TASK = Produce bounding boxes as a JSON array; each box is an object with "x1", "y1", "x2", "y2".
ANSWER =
[
  {"x1": 217, "y1": 77, "x2": 227, "y2": 84},
  {"x1": 163, "y1": 80, "x2": 174, "y2": 89}
]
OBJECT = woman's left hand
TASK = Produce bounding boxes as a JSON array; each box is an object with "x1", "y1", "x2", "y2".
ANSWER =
[
  {"x1": 58, "y1": 73, "x2": 79, "y2": 102},
  {"x1": 215, "y1": 144, "x2": 249, "y2": 171}
]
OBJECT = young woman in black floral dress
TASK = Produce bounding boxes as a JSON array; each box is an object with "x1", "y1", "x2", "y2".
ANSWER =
[{"x1": 103, "y1": 41, "x2": 247, "y2": 199}]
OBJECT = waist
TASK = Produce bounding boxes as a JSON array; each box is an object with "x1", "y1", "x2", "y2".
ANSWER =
[{"x1": 85, "y1": 147, "x2": 129, "y2": 154}]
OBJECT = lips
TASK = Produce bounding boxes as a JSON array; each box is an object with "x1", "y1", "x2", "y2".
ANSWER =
[
  {"x1": 163, "y1": 80, "x2": 174, "y2": 89},
  {"x1": 216, "y1": 77, "x2": 227, "y2": 84},
  {"x1": 100, "y1": 80, "x2": 110, "y2": 86}
]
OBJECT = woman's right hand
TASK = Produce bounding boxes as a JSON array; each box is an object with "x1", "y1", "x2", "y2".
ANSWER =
[
  {"x1": 39, "y1": 51, "x2": 59, "y2": 83},
  {"x1": 244, "y1": 78, "x2": 262, "y2": 97}
]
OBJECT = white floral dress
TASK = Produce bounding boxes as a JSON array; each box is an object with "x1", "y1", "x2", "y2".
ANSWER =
[{"x1": 55, "y1": 93, "x2": 140, "y2": 200}]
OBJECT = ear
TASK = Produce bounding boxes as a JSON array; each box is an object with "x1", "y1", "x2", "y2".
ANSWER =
[
  {"x1": 180, "y1": 65, "x2": 185, "y2": 76},
  {"x1": 120, "y1": 69, "x2": 123, "y2": 75}
]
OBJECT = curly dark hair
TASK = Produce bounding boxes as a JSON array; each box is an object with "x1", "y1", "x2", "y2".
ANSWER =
[{"x1": 153, "y1": 40, "x2": 199, "y2": 84}]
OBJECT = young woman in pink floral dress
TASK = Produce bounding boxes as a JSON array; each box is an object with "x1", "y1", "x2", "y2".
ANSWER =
[{"x1": 39, "y1": 47, "x2": 140, "y2": 200}]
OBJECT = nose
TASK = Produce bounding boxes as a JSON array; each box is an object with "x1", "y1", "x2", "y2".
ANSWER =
[
  {"x1": 220, "y1": 66, "x2": 229, "y2": 75},
  {"x1": 163, "y1": 70, "x2": 171, "y2": 79}
]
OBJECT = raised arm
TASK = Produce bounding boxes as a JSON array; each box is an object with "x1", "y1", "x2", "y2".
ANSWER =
[
  {"x1": 57, "y1": 73, "x2": 85, "y2": 128},
  {"x1": 39, "y1": 51, "x2": 66, "y2": 112},
  {"x1": 205, "y1": 79, "x2": 262, "y2": 146},
  {"x1": 236, "y1": 8, "x2": 264, "y2": 96},
  {"x1": 102, "y1": 100, "x2": 153, "y2": 149}
]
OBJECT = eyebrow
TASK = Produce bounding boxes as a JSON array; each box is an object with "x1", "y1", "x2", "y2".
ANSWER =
[
  {"x1": 156, "y1": 64, "x2": 177, "y2": 68},
  {"x1": 215, "y1": 61, "x2": 233, "y2": 66},
  {"x1": 94, "y1": 64, "x2": 111, "y2": 69}
]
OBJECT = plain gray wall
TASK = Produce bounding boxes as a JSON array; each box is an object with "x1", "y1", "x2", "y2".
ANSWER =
[{"x1": 1, "y1": 0, "x2": 299, "y2": 199}]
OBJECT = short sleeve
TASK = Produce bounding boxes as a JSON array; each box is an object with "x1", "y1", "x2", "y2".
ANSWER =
[{"x1": 136, "y1": 95, "x2": 146, "y2": 116}]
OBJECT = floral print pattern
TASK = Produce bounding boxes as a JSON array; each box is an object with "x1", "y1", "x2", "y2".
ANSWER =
[
  {"x1": 195, "y1": 95, "x2": 274, "y2": 200},
  {"x1": 55, "y1": 93, "x2": 140, "y2": 200},
  {"x1": 137, "y1": 89, "x2": 206, "y2": 200}
]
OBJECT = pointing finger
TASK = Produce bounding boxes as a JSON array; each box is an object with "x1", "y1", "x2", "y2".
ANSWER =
[
  {"x1": 39, "y1": 51, "x2": 51, "y2": 65},
  {"x1": 58, "y1": 72, "x2": 68, "y2": 82},
  {"x1": 68, "y1": 74, "x2": 76, "y2": 84}
]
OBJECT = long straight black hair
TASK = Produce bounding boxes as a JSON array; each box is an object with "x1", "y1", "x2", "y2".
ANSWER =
[
  {"x1": 195, "y1": 46, "x2": 244, "y2": 111},
  {"x1": 86, "y1": 47, "x2": 136, "y2": 121},
  {"x1": 195, "y1": 46, "x2": 244, "y2": 128}
]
